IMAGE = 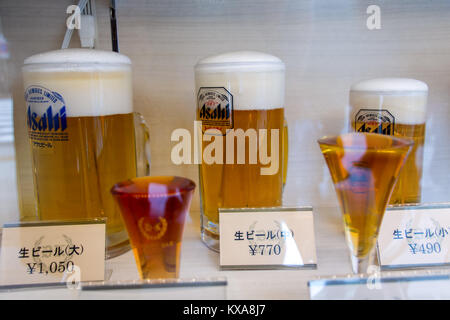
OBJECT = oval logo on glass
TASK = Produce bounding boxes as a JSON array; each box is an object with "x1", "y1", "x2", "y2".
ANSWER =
[{"x1": 138, "y1": 217, "x2": 168, "y2": 240}]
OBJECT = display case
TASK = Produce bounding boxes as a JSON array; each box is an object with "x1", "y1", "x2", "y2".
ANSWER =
[{"x1": 0, "y1": 0, "x2": 450, "y2": 303}]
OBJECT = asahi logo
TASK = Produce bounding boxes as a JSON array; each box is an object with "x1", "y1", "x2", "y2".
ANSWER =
[
  {"x1": 27, "y1": 106, "x2": 67, "y2": 132},
  {"x1": 25, "y1": 86, "x2": 69, "y2": 149},
  {"x1": 197, "y1": 87, "x2": 233, "y2": 135},
  {"x1": 25, "y1": 86, "x2": 67, "y2": 133},
  {"x1": 199, "y1": 100, "x2": 230, "y2": 121},
  {"x1": 355, "y1": 109, "x2": 395, "y2": 135}
]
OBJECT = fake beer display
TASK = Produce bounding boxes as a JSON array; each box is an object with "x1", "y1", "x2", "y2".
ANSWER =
[
  {"x1": 111, "y1": 176, "x2": 195, "y2": 279},
  {"x1": 349, "y1": 78, "x2": 428, "y2": 205},
  {"x1": 318, "y1": 133, "x2": 413, "y2": 273},
  {"x1": 195, "y1": 51, "x2": 288, "y2": 251},
  {"x1": 23, "y1": 49, "x2": 149, "y2": 258}
]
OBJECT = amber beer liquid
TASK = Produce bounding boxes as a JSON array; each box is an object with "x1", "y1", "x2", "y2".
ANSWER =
[
  {"x1": 319, "y1": 133, "x2": 413, "y2": 261},
  {"x1": 23, "y1": 49, "x2": 137, "y2": 258},
  {"x1": 195, "y1": 51, "x2": 287, "y2": 251},
  {"x1": 200, "y1": 108, "x2": 284, "y2": 211},
  {"x1": 349, "y1": 78, "x2": 428, "y2": 205}
]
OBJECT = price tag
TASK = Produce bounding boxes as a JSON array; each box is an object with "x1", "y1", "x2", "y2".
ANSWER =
[
  {"x1": 219, "y1": 207, "x2": 317, "y2": 269},
  {"x1": 377, "y1": 204, "x2": 450, "y2": 269},
  {"x1": 0, "y1": 220, "x2": 106, "y2": 288}
]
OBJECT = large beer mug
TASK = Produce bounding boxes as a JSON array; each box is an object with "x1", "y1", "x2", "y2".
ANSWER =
[
  {"x1": 22, "y1": 49, "x2": 150, "y2": 258},
  {"x1": 349, "y1": 78, "x2": 428, "y2": 205},
  {"x1": 194, "y1": 51, "x2": 287, "y2": 251}
]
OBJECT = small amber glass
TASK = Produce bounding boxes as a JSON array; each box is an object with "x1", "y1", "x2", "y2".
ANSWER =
[{"x1": 111, "y1": 176, "x2": 195, "y2": 279}]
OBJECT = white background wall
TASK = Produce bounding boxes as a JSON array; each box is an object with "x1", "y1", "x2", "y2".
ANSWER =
[{"x1": 1, "y1": 0, "x2": 449, "y2": 219}]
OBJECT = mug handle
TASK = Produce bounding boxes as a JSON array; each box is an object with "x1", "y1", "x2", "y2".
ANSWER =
[
  {"x1": 282, "y1": 117, "x2": 288, "y2": 192},
  {"x1": 134, "y1": 112, "x2": 151, "y2": 176}
]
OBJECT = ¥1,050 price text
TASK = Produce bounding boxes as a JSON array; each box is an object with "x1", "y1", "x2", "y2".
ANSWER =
[
  {"x1": 26, "y1": 261, "x2": 76, "y2": 275},
  {"x1": 17, "y1": 243, "x2": 85, "y2": 276}
]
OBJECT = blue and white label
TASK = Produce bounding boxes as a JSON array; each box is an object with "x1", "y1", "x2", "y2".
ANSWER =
[{"x1": 25, "y1": 86, "x2": 68, "y2": 149}]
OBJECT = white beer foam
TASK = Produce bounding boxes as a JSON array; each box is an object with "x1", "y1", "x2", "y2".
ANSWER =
[
  {"x1": 23, "y1": 49, "x2": 132, "y2": 117},
  {"x1": 350, "y1": 78, "x2": 428, "y2": 93},
  {"x1": 195, "y1": 51, "x2": 285, "y2": 110},
  {"x1": 350, "y1": 78, "x2": 428, "y2": 124},
  {"x1": 24, "y1": 48, "x2": 131, "y2": 67}
]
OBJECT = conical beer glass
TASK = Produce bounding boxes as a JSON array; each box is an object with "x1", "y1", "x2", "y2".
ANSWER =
[
  {"x1": 111, "y1": 176, "x2": 195, "y2": 279},
  {"x1": 318, "y1": 133, "x2": 413, "y2": 273}
]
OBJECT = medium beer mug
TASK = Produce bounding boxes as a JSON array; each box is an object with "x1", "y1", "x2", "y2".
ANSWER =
[
  {"x1": 349, "y1": 78, "x2": 428, "y2": 205},
  {"x1": 22, "y1": 49, "x2": 150, "y2": 258},
  {"x1": 194, "y1": 51, "x2": 287, "y2": 251}
]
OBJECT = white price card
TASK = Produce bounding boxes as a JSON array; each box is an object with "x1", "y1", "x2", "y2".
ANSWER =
[
  {"x1": 0, "y1": 220, "x2": 106, "y2": 288},
  {"x1": 377, "y1": 204, "x2": 450, "y2": 269},
  {"x1": 219, "y1": 207, "x2": 317, "y2": 269}
]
